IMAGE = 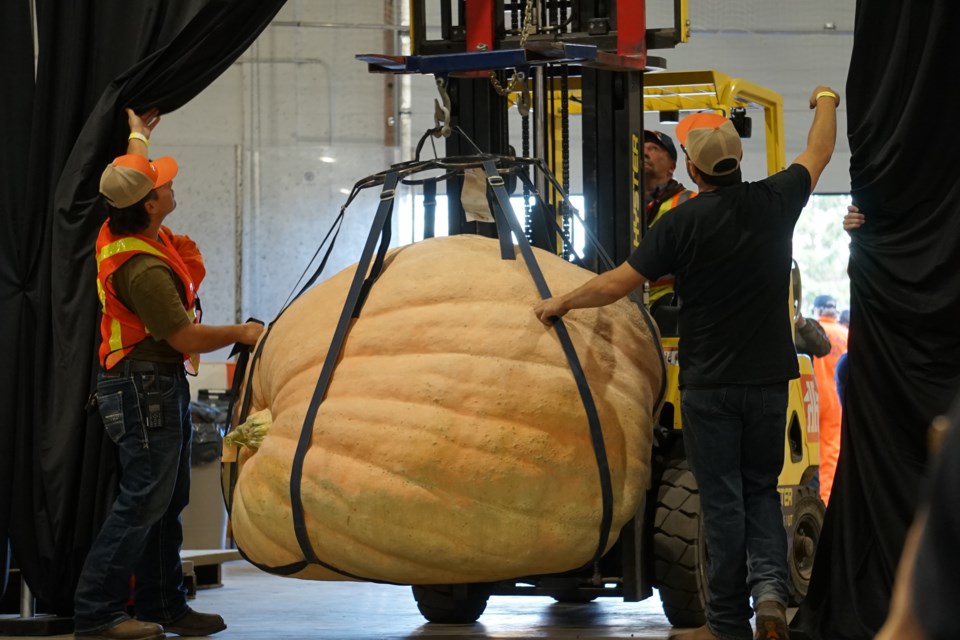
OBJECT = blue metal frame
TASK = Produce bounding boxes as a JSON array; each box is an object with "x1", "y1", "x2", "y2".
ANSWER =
[{"x1": 358, "y1": 42, "x2": 603, "y2": 75}]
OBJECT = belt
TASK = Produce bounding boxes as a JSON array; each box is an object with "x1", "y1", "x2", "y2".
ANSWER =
[{"x1": 102, "y1": 359, "x2": 184, "y2": 377}]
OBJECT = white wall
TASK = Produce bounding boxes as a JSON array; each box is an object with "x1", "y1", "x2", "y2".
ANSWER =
[{"x1": 151, "y1": 0, "x2": 855, "y2": 343}]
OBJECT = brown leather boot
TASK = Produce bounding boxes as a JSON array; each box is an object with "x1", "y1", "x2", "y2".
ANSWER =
[
  {"x1": 160, "y1": 608, "x2": 227, "y2": 636},
  {"x1": 74, "y1": 618, "x2": 164, "y2": 640},
  {"x1": 755, "y1": 600, "x2": 790, "y2": 640},
  {"x1": 668, "y1": 625, "x2": 722, "y2": 640}
]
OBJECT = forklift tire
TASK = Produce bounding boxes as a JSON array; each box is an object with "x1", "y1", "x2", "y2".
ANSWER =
[
  {"x1": 412, "y1": 584, "x2": 490, "y2": 624},
  {"x1": 653, "y1": 458, "x2": 708, "y2": 629},
  {"x1": 788, "y1": 486, "x2": 825, "y2": 605}
]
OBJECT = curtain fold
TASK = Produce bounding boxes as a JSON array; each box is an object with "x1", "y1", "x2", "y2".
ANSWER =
[
  {"x1": 0, "y1": 0, "x2": 37, "y2": 601},
  {"x1": 796, "y1": 1, "x2": 960, "y2": 638},
  {"x1": 1, "y1": 0, "x2": 286, "y2": 614}
]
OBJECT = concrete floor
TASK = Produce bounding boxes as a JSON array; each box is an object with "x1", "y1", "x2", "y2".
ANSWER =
[{"x1": 3, "y1": 560, "x2": 684, "y2": 640}]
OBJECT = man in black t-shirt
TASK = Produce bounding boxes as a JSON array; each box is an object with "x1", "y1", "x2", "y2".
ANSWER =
[{"x1": 534, "y1": 86, "x2": 840, "y2": 640}]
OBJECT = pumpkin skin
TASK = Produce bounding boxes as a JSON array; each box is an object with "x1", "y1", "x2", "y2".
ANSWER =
[{"x1": 229, "y1": 234, "x2": 663, "y2": 584}]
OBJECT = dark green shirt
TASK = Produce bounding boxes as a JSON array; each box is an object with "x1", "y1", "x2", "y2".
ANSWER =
[{"x1": 111, "y1": 254, "x2": 192, "y2": 363}]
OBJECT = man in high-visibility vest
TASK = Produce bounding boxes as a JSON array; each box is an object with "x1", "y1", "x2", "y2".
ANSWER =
[
  {"x1": 643, "y1": 130, "x2": 697, "y2": 311},
  {"x1": 74, "y1": 108, "x2": 263, "y2": 640}
]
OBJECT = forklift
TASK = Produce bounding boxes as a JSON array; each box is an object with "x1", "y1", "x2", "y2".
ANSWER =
[{"x1": 352, "y1": 0, "x2": 825, "y2": 627}]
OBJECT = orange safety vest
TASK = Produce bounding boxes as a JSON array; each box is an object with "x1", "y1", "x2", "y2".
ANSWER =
[
  {"x1": 647, "y1": 185, "x2": 697, "y2": 305},
  {"x1": 813, "y1": 316, "x2": 849, "y2": 506},
  {"x1": 96, "y1": 224, "x2": 202, "y2": 372}
]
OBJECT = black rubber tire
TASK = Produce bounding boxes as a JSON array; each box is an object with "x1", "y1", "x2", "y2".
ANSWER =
[
  {"x1": 412, "y1": 584, "x2": 490, "y2": 624},
  {"x1": 788, "y1": 487, "x2": 825, "y2": 604},
  {"x1": 653, "y1": 458, "x2": 708, "y2": 628}
]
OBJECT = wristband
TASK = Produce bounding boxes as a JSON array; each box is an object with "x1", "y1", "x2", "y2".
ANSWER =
[
  {"x1": 815, "y1": 90, "x2": 839, "y2": 105},
  {"x1": 128, "y1": 132, "x2": 150, "y2": 147}
]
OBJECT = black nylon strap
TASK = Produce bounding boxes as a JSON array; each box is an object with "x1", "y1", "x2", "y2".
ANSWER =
[
  {"x1": 482, "y1": 160, "x2": 614, "y2": 563},
  {"x1": 484, "y1": 172, "x2": 516, "y2": 261},
  {"x1": 423, "y1": 179, "x2": 436, "y2": 239},
  {"x1": 221, "y1": 328, "x2": 272, "y2": 517},
  {"x1": 288, "y1": 171, "x2": 400, "y2": 573},
  {"x1": 517, "y1": 166, "x2": 667, "y2": 411},
  {"x1": 287, "y1": 210, "x2": 346, "y2": 310}
]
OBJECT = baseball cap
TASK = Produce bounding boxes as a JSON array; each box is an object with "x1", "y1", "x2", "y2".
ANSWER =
[
  {"x1": 644, "y1": 130, "x2": 678, "y2": 162},
  {"x1": 813, "y1": 295, "x2": 837, "y2": 309},
  {"x1": 99, "y1": 154, "x2": 178, "y2": 208},
  {"x1": 675, "y1": 112, "x2": 742, "y2": 177}
]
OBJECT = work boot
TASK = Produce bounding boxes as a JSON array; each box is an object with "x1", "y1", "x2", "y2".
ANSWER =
[
  {"x1": 668, "y1": 625, "x2": 722, "y2": 640},
  {"x1": 755, "y1": 600, "x2": 790, "y2": 640},
  {"x1": 74, "y1": 618, "x2": 164, "y2": 640},
  {"x1": 159, "y1": 608, "x2": 227, "y2": 636}
]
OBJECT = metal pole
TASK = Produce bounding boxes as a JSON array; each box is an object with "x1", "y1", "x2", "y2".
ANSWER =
[
  {"x1": 20, "y1": 575, "x2": 35, "y2": 618},
  {"x1": 533, "y1": 66, "x2": 546, "y2": 199}
]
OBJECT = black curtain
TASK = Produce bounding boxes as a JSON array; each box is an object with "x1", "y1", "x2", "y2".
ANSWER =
[
  {"x1": 796, "y1": 1, "x2": 960, "y2": 638},
  {"x1": 0, "y1": 0, "x2": 286, "y2": 615},
  {"x1": 0, "y1": 0, "x2": 36, "y2": 600}
]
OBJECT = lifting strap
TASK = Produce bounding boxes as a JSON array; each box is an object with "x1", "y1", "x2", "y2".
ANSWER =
[
  {"x1": 287, "y1": 171, "x2": 400, "y2": 576},
  {"x1": 481, "y1": 159, "x2": 613, "y2": 563}
]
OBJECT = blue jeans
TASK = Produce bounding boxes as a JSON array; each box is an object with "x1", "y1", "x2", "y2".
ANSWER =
[
  {"x1": 74, "y1": 363, "x2": 192, "y2": 633},
  {"x1": 681, "y1": 383, "x2": 790, "y2": 640}
]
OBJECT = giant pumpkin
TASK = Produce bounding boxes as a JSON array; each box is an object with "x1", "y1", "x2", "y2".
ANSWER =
[{"x1": 227, "y1": 233, "x2": 663, "y2": 584}]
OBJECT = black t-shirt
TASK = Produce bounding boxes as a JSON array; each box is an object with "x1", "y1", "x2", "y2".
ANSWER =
[{"x1": 628, "y1": 163, "x2": 811, "y2": 386}]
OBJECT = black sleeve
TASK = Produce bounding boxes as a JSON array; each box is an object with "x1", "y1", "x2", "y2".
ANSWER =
[
  {"x1": 760, "y1": 164, "x2": 812, "y2": 227},
  {"x1": 627, "y1": 211, "x2": 677, "y2": 281},
  {"x1": 795, "y1": 318, "x2": 832, "y2": 357}
]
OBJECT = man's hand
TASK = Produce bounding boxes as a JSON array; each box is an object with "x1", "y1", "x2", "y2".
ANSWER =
[
  {"x1": 809, "y1": 85, "x2": 840, "y2": 109},
  {"x1": 844, "y1": 204, "x2": 865, "y2": 232},
  {"x1": 534, "y1": 297, "x2": 567, "y2": 326},
  {"x1": 238, "y1": 321, "x2": 265, "y2": 346},
  {"x1": 126, "y1": 107, "x2": 161, "y2": 138}
]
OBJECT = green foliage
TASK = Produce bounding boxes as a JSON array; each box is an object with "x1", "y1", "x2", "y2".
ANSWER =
[{"x1": 793, "y1": 195, "x2": 851, "y2": 315}]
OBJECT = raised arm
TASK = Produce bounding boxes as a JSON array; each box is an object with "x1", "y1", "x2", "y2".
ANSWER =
[
  {"x1": 124, "y1": 107, "x2": 161, "y2": 158},
  {"x1": 533, "y1": 261, "x2": 647, "y2": 325},
  {"x1": 793, "y1": 86, "x2": 839, "y2": 192}
]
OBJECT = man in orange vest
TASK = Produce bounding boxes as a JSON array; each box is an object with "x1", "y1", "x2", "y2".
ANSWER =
[
  {"x1": 73, "y1": 108, "x2": 263, "y2": 640},
  {"x1": 643, "y1": 130, "x2": 697, "y2": 311},
  {"x1": 812, "y1": 294, "x2": 849, "y2": 506}
]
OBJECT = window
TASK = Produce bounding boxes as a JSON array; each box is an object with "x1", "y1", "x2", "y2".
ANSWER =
[{"x1": 397, "y1": 192, "x2": 587, "y2": 258}]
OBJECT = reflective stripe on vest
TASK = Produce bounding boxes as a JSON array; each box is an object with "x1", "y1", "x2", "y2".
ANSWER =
[
  {"x1": 648, "y1": 189, "x2": 696, "y2": 304},
  {"x1": 96, "y1": 224, "x2": 199, "y2": 370}
]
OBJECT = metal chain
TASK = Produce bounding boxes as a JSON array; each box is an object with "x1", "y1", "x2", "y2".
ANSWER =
[{"x1": 489, "y1": 0, "x2": 536, "y2": 96}]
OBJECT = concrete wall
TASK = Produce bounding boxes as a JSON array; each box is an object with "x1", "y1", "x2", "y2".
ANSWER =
[{"x1": 151, "y1": 0, "x2": 854, "y2": 352}]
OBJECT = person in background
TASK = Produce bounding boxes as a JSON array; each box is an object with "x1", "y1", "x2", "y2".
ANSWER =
[
  {"x1": 795, "y1": 311, "x2": 831, "y2": 358},
  {"x1": 643, "y1": 130, "x2": 697, "y2": 312},
  {"x1": 812, "y1": 294, "x2": 848, "y2": 506},
  {"x1": 73, "y1": 108, "x2": 264, "y2": 640},
  {"x1": 838, "y1": 308, "x2": 849, "y2": 329},
  {"x1": 535, "y1": 86, "x2": 840, "y2": 640}
]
